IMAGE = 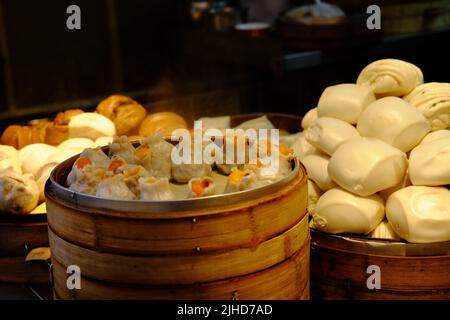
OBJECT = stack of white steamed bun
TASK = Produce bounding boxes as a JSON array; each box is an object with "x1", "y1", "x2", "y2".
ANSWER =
[
  {"x1": 0, "y1": 113, "x2": 116, "y2": 214},
  {"x1": 293, "y1": 58, "x2": 450, "y2": 243}
]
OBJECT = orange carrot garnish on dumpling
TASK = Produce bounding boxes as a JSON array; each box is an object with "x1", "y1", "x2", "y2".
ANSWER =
[
  {"x1": 191, "y1": 179, "x2": 210, "y2": 197},
  {"x1": 108, "y1": 159, "x2": 125, "y2": 172},
  {"x1": 75, "y1": 157, "x2": 91, "y2": 169},
  {"x1": 135, "y1": 145, "x2": 151, "y2": 160}
]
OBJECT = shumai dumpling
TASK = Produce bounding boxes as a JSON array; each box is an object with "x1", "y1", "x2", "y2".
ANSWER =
[
  {"x1": 109, "y1": 136, "x2": 136, "y2": 164},
  {"x1": 96, "y1": 174, "x2": 136, "y2": 200},
  {"x1": 67, "y1": 156, "x2": 106, "y2": 195},
  {"x1": 138, "y1": 135, "x2": 173, "y2": 178},
  {"x1": 188, "y1": 177, "x2": 215, "y2": 198},
  {"x1": 138, "y1": 177, "x2": 175, "y2": 201},
  {"x1": 0, "y1": 168, "x2": 39, "y2": 213},
  {"x1": 224, "y1": 169, "x2": 258, "y2": 193},
  {"x1": 79, "y1": 147, "x2": 111, "y2": 169}
]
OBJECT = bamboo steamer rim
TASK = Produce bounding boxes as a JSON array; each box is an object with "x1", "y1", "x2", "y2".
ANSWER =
[
  {"x1": 46, "y1": 150, "x2": 306, "y2": 218},
  {"x1": 311, "y1": 229, "x2": 450, "y2": 257}
]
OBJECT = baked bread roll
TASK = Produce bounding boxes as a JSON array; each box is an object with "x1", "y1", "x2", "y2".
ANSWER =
[
  {"x1": 69, "y1": 112, "x2": 116, "y2": 140},
  {"x1": 54, "y1": 109, "x2": 84, "y2": 125},
  {"x1": 357, "y1": 59, "x2": 423, "y2": 96},
  {"x1": 45, "y1": 109, "x2": 84, "y2": 145},
  {"x1": 2, "y1": 123, "x2": 48, "y2": 149},
  {"x1": 404, "y1": 82, "x2": 450, "y2": 131},
  {"x1": 139, "y1": 112, "x2": 187, "y2": 137},
  {"x1": 0, "y1": 168, "x2": 39, "y2": 214},
  {"x1": 96, "y1": 95, "x2": 147, "y2": 136}
]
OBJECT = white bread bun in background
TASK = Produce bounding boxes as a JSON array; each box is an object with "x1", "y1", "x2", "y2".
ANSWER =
[
  {"x1": 404, "y1": 82, "x2": 450, "y2": 131},
  {"x1": 311, "y1": 187, "x2": 385, "y2": 234},
  {"x1": 386, "y1": 186, "x2": 450, "y2": 243},
  {"x1": 409, "y1": 136, "x2": 450, "y2": 186},
  {"x1": 69, "y1": 112, "x2": 116, "y2": 140},
  {"x1": 57, "y1": 138, "x2": 95, "y2": 151},
  {"x1": 0, "y1": 145, "x2": 21, "y2": 174},
  {"x1": 357, "y1": 59, "x2": 423, "y2": 96},
  {"x1": 94, "y1": 136, "x2": 114, "y2": 147},
  {"x1": 357, "y1": 97, "x2": 430, "y2": 152},
  {"x1": 19, "y1": 143, "x2": 56, "y2": 177},
  {"x1": 328, "y1": 138, "x2": 408, "y2": 196},
  {"x1": 302, "y1": 152, "x2": 336, "y2": 191},
  {"x1": 305, "y1": 117, "x2": 360, "y2": 156},
  {"x1": 301, "y1": 108, "x2": 318, "y2": 130},
  {"x1": 317, "y1": 84, "x2": 376, "y2": 124}
]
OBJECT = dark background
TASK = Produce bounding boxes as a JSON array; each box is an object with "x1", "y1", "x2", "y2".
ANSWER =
[{"x1": 0, "y1": 0, "x2": 450, "y2": 125}]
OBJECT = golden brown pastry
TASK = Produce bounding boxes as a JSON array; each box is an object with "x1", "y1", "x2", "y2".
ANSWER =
[
  {"x1": 46, "y1": 109, "x2": 84, "y2": 145},
  {"x1": 1, "y1": 125, "x2": 22, "y2": 148},
  {"x1": 139, "y1": 112, "x2": 188, "y2": 137},
  {"x1": 54, "y1": 109, "x2": 84, "y2": 125},
  {"x1": 96, "y1": 95, "x2": 147, "y2": 136}
]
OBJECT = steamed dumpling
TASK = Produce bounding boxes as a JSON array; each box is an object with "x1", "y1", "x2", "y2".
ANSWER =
[
  {"x1": 224, "y1": 169, "x2": 258, "y2": 193},
  {"x1": 138, "y1": 177, "x2": 175, "y2": 201},
  {"x1": 109, "y1": 136, "x2": 136, "y2": 164},
  {"x1": 357, "y1": 59, "x2": 423, "y2": 96},
  {"x1": 138, "y1": 135, "x2": 173, "y2": 178},
  {"x1": 67, "y1": 156, "x2": 106, "y2": 195},
  {"x1": 96, "y1": 174, "x2": 136, "y2": 200},
  {"x1": 188, "y1": 177, "x2": 215, "y2": 198}
]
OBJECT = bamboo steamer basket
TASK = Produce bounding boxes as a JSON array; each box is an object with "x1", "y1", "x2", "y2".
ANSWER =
[
  {"x1": 0, "y1": 112, "x2": 302, "y2": 289},
  {"x1": 45, "y1": 150, "x2": 309, "y2": 300},
  {"x1": 310, "y1": 229, "x2": 450, "y2": 300},
  {"x1": 0, "y1": 214, "x2": 50, "y2": 283}
]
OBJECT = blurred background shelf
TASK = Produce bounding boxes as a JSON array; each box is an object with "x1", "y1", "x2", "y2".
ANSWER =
[{"x1": 284, "y1": 26, "x2": 450, "y2": 71}]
